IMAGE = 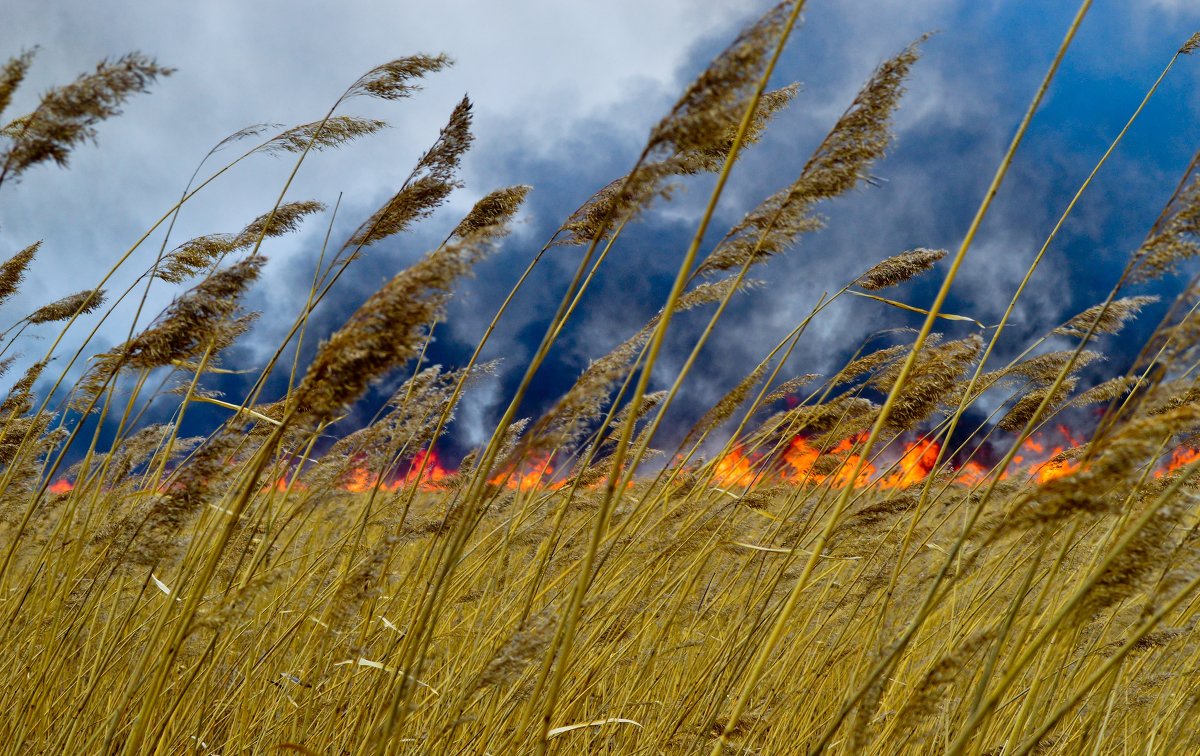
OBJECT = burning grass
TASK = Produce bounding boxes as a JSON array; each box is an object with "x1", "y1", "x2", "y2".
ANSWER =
[{"x1": 3, "y1": 3, "x2": 1200, "y2": 754}]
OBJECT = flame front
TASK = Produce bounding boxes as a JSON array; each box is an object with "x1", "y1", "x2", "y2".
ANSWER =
[
  {"x1": 499, "y1": 456, "x2": 561, "y2": 491},
  {"x1": 337, "y1": 448, "x2": 453, "y2": 493},
  {"x1": 403, "y1": 449, "x2": 450, "y2": 490},
  {"x1": 780, "y1": 434, "x2": 875, "y2": 488},
  {"x1": 710, "y1": 426, "x2": 1097, "y2": 491},
  {"x1": 879, "y1": 438, "x2": 940, "y2": 490},
  {"x1": 714, "y1": 446, "x2": 757, "y2": 487},
  {"x1": 1156, "y1": 446, "x2": 1200, "y2": 478}
]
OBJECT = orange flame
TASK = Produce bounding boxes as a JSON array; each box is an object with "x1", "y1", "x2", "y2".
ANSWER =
[
  {"x1": 48, "y1": 479, "x2": 73, "y2": 495},
  {"x1": 956, "y1": 429, "x2": 1082, "y2": 486},
  {"x1": 340, "y1": 467, "x2": 371, "y2": 493},
  {"x1": 335, "y1": 449, "x2": 456, "y2": 494},
  {"x1": 879, "y1": 438, "x2": 940, "y2": 490},
  {"x1": 491, "y1": 456, "x2": 562, "y2": 491},
  {"x1": 711, "y1": 427, "x2": 1092, "y2": 491},
  {"x1": 1023, "y1": 435, "x2": 1080, "y2": 483},
  {"x1": 780, "y1": 434, "x2": 876, "y2": 489},
  {"x1": 1155, "y1": 446, "x2": 1200, "y2": 478},
  {"x1": 955, "y1": 460, "x2": 988, "y2": 485},
  {"x1": 714, "y1": 446, "x2": 757, "y2": 487},
  {"x1": 403, "y1": 449, "x2": 450, "y2": 491}
]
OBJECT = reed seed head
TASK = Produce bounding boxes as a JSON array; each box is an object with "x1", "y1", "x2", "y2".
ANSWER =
[
  {"x1": 1, "y1": 52, "x2": 172, "y2": 179},
  {"x1": 26, "y1": 288, "x2": 104, "y2": 324}
]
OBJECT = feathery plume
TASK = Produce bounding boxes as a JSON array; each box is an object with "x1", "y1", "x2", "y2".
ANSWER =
[
  {"x1": 0, "y1": 240, "x2": 38, "y2": 305},
  {"x1": 254, "y1": 116, "x2": 387, "y2": 156},
  {"x1": 553, "y1": 81, "x2": 798, "y2": 247},
  {"x1": 412, "y1": 95, "x2": 473, "y2": 182},
  {"x1": 608, "y1": 389, "x2": 668, "y2": 433},
  {"x1": 451, "y1": 185, "x2": 531, "y2": 240},
  {"x1": 120, "y1": 259, "x2": 263, "y2": 369},
  {"x1": 1053, "y1": 296, "x2": 1159, "y2": 338},
  {"x1": 327, "y1": 360, "x2": 498, "y2": 480},
  {"x1": 693, "y1": 180, "x2": 825, "y2": 277},
  {"x1": 795, "y1": 34, "x2": 930, "y2": 201},
  {"x1": 26, "y1": 288, "x2": 104, "y2": 324},
  {"x1": 0, "y1": 49, "x2": 36, "y2": 122},
  {"x1": 155, "y1": 200, "x2": 324, "y2": 284},
  {"x1": 346, "y1": 96, "x2": 473, "y2": 248},
  {"x1": 295, "y1": 234, "x2": 497, "y2": 425},
  {"x1": 344, "y1": 54, "x2": 451, "y2": 101},
  {"x1": 552, "y1": 168, "x2": 669, "y2": 247},
  {"x1": 677, "y1": 83, "x2": 801, "y2": 174},
  {"x1": 648, "y1": 1, "x2": 789, "y2": 156},
  {"x1": 696, "y1": 36, "x2": 928, "y2": 277},
  {"x1": 998, "y1": 378, "x2": 1078, "y2": 433},
  {"x1": 668, "y1": 276, "x2": 762, "y2": 318},
  {"x1": 235, "y1": 199, "x2": 325, "y2": 246},
  {"x1": 0, "y1": 360, "x2": 45, "y2": 416},
  {"x1": 755, "y1": 394, "x2": 879, "y2": 446},
  {"x1": 1006, "y1": 349, "x2": 1104, "y2": 384},
  {"x1": 1067, "y1": 375, "x2": 1142, "y2": 409},
  {"x1": 686, "y1": 362, "x2": 769, "y2": 446},
  {"x1": 856, "y1": 248, "x2": 948, "y2": 290},
  {"x1": 447, "y1": 418, "x2": 530, "y2": 489},
  {"x1": 522, "y1": 328, "x2": 652, "y2": 458},
  {"x1": 873, "y1": 334, "x2": 981, "y2": 432},
  {"x1": 1130, "y1": 151, "x2": 1200, "y2": 282},
  {"x1": 0, "y1": 52, "x2": 172, "y2": 180},
  {"x1": 210, "y1": 122, "x2": 280, "y2": 154},
  {"x1": 1180, "y1": 32, "x2": 1200, "y2": 55},
  {"x1": 106, "y1": 423, "x2": 175, "y2": 483},
  {"x1": 763, "y1": 374, "x2": 819, "y2": 405},
  {"x1": 348, "y1": 176, "x2": 455, "y2": 249},
  {"x1": 831, "y1": 343, "x2": 911, "y2": 387}
]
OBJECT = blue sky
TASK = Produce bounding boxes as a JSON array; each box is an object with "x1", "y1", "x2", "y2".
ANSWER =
[{"x1": 1, "y1": 1, "x2": 1199, "y2": 461}]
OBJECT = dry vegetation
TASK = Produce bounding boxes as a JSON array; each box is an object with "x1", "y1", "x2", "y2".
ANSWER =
[{"x1": 3, "y1": 2, "x2": 1200, "y2": 754}]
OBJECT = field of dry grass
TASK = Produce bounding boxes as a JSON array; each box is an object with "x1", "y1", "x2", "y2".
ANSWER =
[{"x1": 3, "y1": 1, "x2": 1200, "y2": 753}]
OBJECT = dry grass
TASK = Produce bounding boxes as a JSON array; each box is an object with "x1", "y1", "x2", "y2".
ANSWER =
[{"x1": 2, "y1": 2, "x2": 1200, "y2": 754}]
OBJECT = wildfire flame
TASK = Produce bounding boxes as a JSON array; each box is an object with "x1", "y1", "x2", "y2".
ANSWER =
[
  {"x1": 50, "y1": 429, "x2": 1200, "y2": 501},
  {"x1": 491, "y1": 455, "x2": 561, "y2": 492},
  {"x1": 780, "y1": 434, "x2": 875, "y2": 488},
  {"x1": 954, "y1": 460, "x2": 988, "y2": 486},
  {"x1": 1155, "y1": 446, "x2": 1200, "y2": 478},
  {"x1": 713, "y1": 446, "x2": 757, "y2": 487},
  {"x1": 403, "y1": 449, "x2": 450, "y2": 489},
  {"x1": 711, "y1": 426, "x2": 1104, "y2": 491},
  {"x1": 325, "y1": 448, "x2": 572, "y2": 494},
  {"x1": 337, "y1": 448, "x2": 452, "y2": 494},
  {"x1": 879, "y1": 438, "x2": 940, "y2": 490}
]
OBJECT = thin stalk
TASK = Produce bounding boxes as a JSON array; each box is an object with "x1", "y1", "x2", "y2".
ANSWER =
[{"x1": 719, "y1": 3, "x2": 1092, "y2": 751}]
